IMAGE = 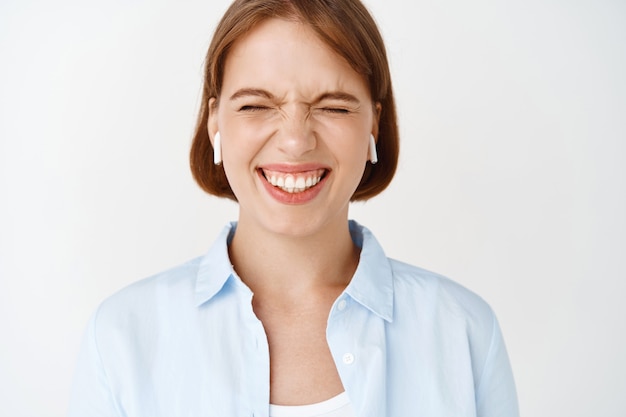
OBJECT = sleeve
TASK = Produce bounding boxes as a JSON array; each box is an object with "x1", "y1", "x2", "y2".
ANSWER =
[
  {"x1": 475, "y1": 313, "x2": 520, "y2": 417},
  {"x1": 67, "y1": 309, "x2": 121, "y2": 417}
]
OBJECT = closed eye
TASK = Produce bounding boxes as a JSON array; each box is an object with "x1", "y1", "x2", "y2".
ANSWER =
[
  {"x1": 239, "y1": 105, "x2": 270, "y2": 112},
  {"x1": 320, "y1": 107, "x2": 350, "y2": 114}
]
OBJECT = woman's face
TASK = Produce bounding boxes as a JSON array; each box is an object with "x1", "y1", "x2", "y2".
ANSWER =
[{"x1": 209, "y1": 18, "x2": 379, "y2": 238}]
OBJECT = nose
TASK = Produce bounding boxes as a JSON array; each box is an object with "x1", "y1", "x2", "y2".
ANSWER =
[{"x1": 275, "y1": 105, "x2": 316, "y2": 158}]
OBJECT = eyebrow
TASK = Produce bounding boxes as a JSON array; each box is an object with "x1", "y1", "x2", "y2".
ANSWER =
[
  {"x1": 229, "y1": 88, "x2": 275, "y2": 101},
  {"x1": 314, "y1": 91, "x2": 360, "y2": 105},
  {"x1": 229, "y1": 88, "x2": 360, "y2": 105}
]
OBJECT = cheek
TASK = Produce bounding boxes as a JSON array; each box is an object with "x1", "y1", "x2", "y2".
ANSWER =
[
  {"x1": 328, "y1": 124, "x2": 370, "y2": 160},
  {"x1": 325, "y1": 127, "x2": 370, "y2": 185},
  {"x1": 220, "y1": 125, "x2": 263, "y2": 164}
]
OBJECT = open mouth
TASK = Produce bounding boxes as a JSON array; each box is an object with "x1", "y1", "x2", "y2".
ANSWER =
[{"x1": 260, "y1": 168, "x2": 328, "y2": 194}]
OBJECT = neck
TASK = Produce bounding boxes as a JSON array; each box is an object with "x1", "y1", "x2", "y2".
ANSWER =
[{"x1": 228, "y1": 217, "x2": 359, "y2": 302}]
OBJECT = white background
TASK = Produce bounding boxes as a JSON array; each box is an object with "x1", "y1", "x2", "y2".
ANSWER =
[{"x1": 1, "y1": 0, "x2": 625, "y2": 415}]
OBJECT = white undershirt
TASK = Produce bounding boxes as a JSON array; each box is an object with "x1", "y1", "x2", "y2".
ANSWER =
[{"x1": 269, "y1": 392, "x2": 356, "y2": 417}]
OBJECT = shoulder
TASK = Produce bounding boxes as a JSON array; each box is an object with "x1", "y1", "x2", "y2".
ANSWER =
[
  {"x1": 387, "y1": 258, "x2": 498, "y2": 362},
  {"x1": 384, "y1": 260, "x2": 517, "y2": 413},
  {"x1": 389, "y1": 258, "x2": 494, "y2": 321},
  {"x1": 351, "y1": 220, "x2": 495, "y2": 330},
  {"x1": 93, "y1": 257, "x2": 203, "y2": 330},
  {"x1": 387, "y1": 259, "x2": 503, "y2": 382}
]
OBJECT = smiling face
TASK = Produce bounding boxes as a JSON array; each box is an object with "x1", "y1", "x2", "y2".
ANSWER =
[{"x1": 208, "y1": 18, "x2": 379, "y2": 238}]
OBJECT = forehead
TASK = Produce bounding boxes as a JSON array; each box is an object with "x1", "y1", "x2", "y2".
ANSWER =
[{"x1": 221, "y1": 18, "x2": 369, "y2": 99}]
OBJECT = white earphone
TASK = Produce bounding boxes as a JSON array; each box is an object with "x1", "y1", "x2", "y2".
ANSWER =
[
  {"x1": 213, "y1": 131, "x2": 222, "y2": 165},
  {"x1": 369, "y1": 134, "x2": 378, "y2": 164}
]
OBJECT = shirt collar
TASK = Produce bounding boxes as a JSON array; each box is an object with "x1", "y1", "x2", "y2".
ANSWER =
[
  {"x1": 194, "y1": 220, "x2": 395, "y2": 322},
  {"x1": 194, "y1": 222, "x2": 238, "y2": 306},
  {"x1": 345, "y1": 220, "x2": 395, "y2": 322}
]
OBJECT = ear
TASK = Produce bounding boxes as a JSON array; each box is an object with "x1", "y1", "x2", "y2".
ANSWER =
[
  {"x1": 371, "y1": 102, "x2": 382, "y2": 141},
  {"x1": 207, "y1": 97, "x2": 219, "y2": 146}
]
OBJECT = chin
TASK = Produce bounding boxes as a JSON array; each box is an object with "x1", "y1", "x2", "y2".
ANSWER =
[{"x1": 252, "y1": 208, "x2": 345, "y2": 240}]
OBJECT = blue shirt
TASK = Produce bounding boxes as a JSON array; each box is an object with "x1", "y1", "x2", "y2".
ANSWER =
[{"x1": 68, "y1": 221, "x2": 519, "y2": 417}]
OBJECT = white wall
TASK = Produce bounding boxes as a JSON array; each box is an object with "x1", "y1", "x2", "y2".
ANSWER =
[{"x1": 1, "y1": 0, "x2": 624, "y2": 415}]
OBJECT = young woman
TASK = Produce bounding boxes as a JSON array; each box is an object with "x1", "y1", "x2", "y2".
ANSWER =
[{"x1": 69, "y1": 1, "x2": 519, "y2": 416}]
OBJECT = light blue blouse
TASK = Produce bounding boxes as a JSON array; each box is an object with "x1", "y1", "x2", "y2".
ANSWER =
[{"x1": 68, "y1": 221, "x2": 519, "y2": 417}]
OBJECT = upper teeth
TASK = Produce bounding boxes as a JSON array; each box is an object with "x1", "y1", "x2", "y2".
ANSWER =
[{"x1": 263, "y1": 169, "x2": 324, "y2": 193}]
